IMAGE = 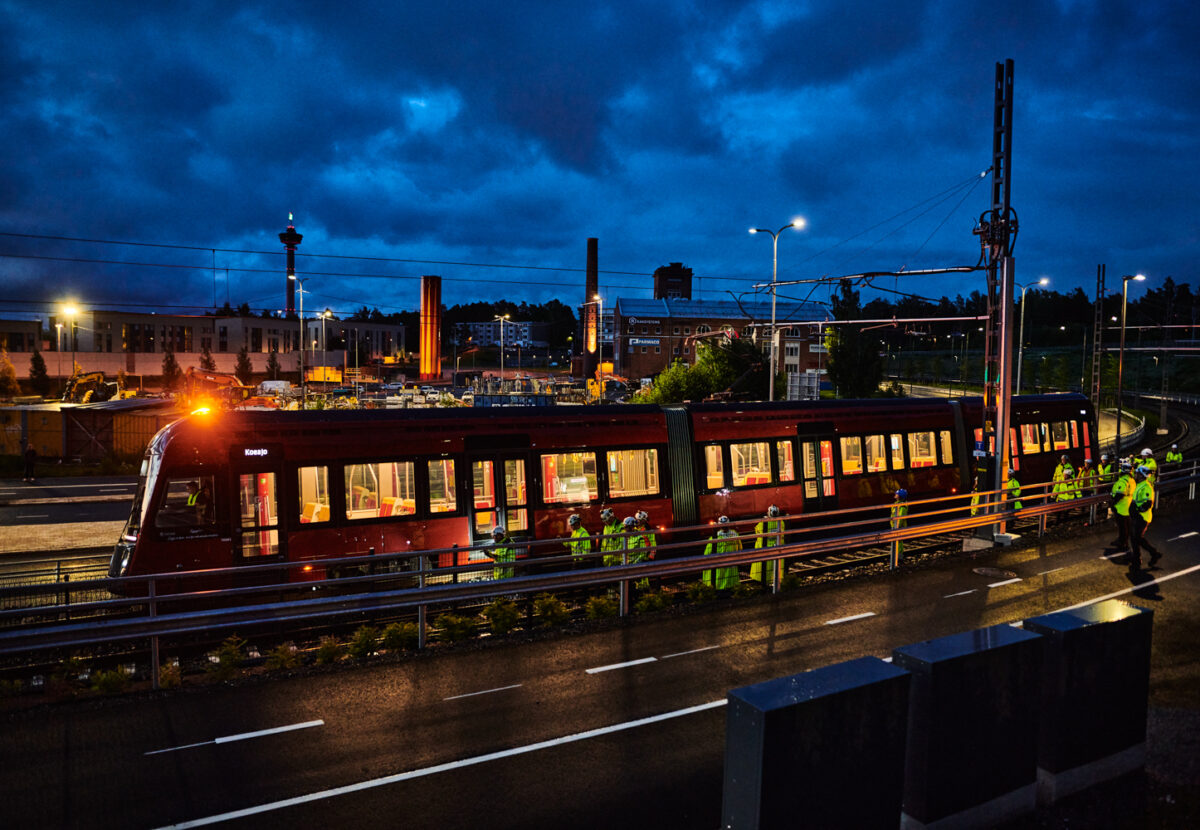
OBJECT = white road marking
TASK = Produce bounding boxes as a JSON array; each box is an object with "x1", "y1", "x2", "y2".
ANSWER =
[
  {"x1": 1036, "y1": 568, "x2": 1065, "y2": 576},
  {"x1": 585, "y1": 656, "x2": 657, "y2": 674},
  {"x1": 1168, "y1": 531, "x2": 1198, "y2": 541},
  {"x1": 1058, "y1": 563, "x2": 1200, "y2": 613},
  {"x1": 660, "y1": 645, "x2": 720, "y2": 659},
  {"x1": 443, "y1": 684, "x2": 522, "y2": 701},
  {"x1": 157, "y1": 700, "x2": 727, "y2": 829},
  {"x1": 988, "y1": 578, "x2": 1022, "y2": 588},
  {"x1": 1100, "y1": 552, "x2": 1126, "y2": 560},
  {"x1": 943, "y1": 589, "x2": 976, "y2": 598},
  {"x1": 16, "y1": 515, "x2": 49, "y2": 519},
  {"x1": 825, "y1": 612, "x2": 876, "y2": 625},
  {"x1": 145, "y1": 720, "x2": 324, "y2": 756}
]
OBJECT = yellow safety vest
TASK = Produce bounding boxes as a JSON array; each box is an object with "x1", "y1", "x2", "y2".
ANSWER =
[
  {"x1": 703, "y1": 531, "x2": 740, "y2": 590},
  {"x1": 1111, "y1": 474, "x2": 1135, "y2": 517},
  {"x1": 751, "y1": 519, "x2": 784, "y2": 582}
]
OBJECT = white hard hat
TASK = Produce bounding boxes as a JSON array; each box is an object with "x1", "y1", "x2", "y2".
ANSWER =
[
  {"x1": 622, "y1": 516, "x2": 637, "y2": 528},
  {"x1": 718, "y1": 515, "x2": 730, "y2": 524},
  {"x1": 1141, "y1": 448, "x2": 1152, "y2": 457},
  {"x1": 492, "y1": 526, "x2": 506, "y2": 536},
  {"x1": 767, "y1": 504, "x2": 780, "y2": 517}
]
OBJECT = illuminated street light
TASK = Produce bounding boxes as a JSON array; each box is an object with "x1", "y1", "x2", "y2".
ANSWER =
[
  {"x1": 750, "y1": 218, "x2": 805, "y2": 401},
  {"x1": 494, "y1": 314, "x2": 511, "y2": 382},
  {"x1": 1015, "y1": 277, "x2": 1048, "y2": 396},
  {"x1": 1115, "y1": 273, "x2": 1146, "y2": 456},
  {"x1": 289, "y1": 274, "x2": 308, "y2": 407},
  {"x1": 62, "y1": 303, "x2": 79, "y2": 379},
  {"x1": 321, "y1": 309, "x2": 332, "y2": 385}
]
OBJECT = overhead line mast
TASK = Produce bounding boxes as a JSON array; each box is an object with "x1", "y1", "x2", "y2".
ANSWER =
[{"x1": 971, "y1": 59, "x2": 1017, "y2": 531}]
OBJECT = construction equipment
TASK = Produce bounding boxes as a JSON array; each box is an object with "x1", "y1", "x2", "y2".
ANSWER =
[
  {"x1": 181, "y1": 367, "x2": 254, "y2": 410},
  {"x1": 61, "y1": 371, "x2": 124, "y2": 403}
]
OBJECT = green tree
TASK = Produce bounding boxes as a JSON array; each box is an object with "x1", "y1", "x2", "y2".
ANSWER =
[
  {"x1": 199, "y1": 343, "x2": 217, "y2": 371},
  {"x1": 28, "y1": 350, "x2": 51, "y2": 397},
  {"x1": 161, "y1": 347, "x2": 182, "y2": 391},
  {"x1": 825, "y1": 280, "x2": 883, "y2": 398},
  {"x1": 235, "y1": 345, "x2": 254, "y2": 385},
  {"x1": 0, "y1": 349, "x2": 19, "y2": 396},
  {"x1": 265, "y1": 347, "x2": 281, "y2": 380},
  {"x1": 635, "y1": 337, "x2": 767, "y2": 403}
]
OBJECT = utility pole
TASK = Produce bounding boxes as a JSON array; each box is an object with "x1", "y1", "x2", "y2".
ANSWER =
[
  {"x1": 1091, "y1": 265, "x2": 1105, "y2": 405},
  {"x1": 972, "y1": 59, "x2": 1016, "y2": 534}
]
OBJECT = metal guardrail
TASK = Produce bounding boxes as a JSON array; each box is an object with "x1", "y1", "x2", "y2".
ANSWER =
[{"x1": 1, "y1": 467, "x2": 1195, "y2": 686}]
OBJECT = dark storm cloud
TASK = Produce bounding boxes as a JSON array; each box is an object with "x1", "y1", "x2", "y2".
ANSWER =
[{"x1": 0, "y1": 0, "x2": 1196, "y2": 315}]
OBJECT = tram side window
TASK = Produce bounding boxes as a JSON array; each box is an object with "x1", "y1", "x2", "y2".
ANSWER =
[
  {"x1": 939, "y1": 430, "x2": 955, "y2": 466},
  {"x1": 297, "y1": 466, "x2": 331, "y2": 524},
  {"x1": 890, "y1": 434, "x2": 905, "y2": 470},
  {"x1": 505, "y1": 458, "x2": 528, "y2": 532},
  {"x1": 1020, "y1": 423, "x2": 1042, "y2": 454},
  {"x1": 703, "y1": 444, "x2": 724, "y2": 489},
  {"x1": 839, "y1": 437, "x2": 863, "y2": 476},
  {"x1": 775, "y1": 440, "x2": 795, "y2": 482},
  {"x1": 427, "y1": 459, "x2": 458, "y2": 513},
  {"x1": 1068, "y1": 420, "x2": 1080, "y2": 448},
  {"x1": 908, "y1": 431, "x2": 937, "y2": 467},
  {"x1": 608, "y1": 448, "x2": 660, "y2": 498},
  {"x1": 1050, "y1": 422, "x2": 1070, "y2": 451},
  {"x1": 542, "y1": 451, "x2": 598, "y2": 503},
  {"x1": 863, "y1": 435, "x2": 888, "y2": 472},
  {"x1": 346, "y1": 461, "x2": 416, "y2": 519},
  {"x1": 156, "y1": 475, "x2": 216, "y2": 528},
  {"x1": 731, "y1": 441, "x2": 772, "y2": 486}
]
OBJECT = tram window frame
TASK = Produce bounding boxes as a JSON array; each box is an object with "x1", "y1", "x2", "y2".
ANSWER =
[
  {"x1": 297, "y1": 465, "x2": 332, "y2": 524},
  {"x1": 427, "y1": 457, "x2": 459, "y2": 514},
  {"x1": 939, "y1": 430, "x2": 955, "y2": 466},
  {"x1": 1019, "y1": 423, "x2": 1042, "y2": 455},
  {"x1": 889, "y1": 434, "x2": 905, "y2": 470},
  {"x1": 344, "y1": 460, "x2": 418, "y2": 521},
  {"x1": 1068, "y1": 420, "x2": 1080, "y2": 448},
  {"x1": 1050, "y1": 422, "x2": 1070, "y2": 452},
  {"x1": 155, "y1": 474, "x2": 217, "y2": 532},
  {"x1": 863, "y1": 434, "x2": 889, "y2": 473},
  {"x1": 839, "y1": 436, "x2": 864, "y2": 476},
  {"x1": 908, "y1": 431, "x2": 937, "y2": 468},
  {"x1": 606, "y1": 447, "x2": 661, "y2": 500},
  {"x1": 731, "y1": 440, "x2": 773, "y2": 487},
  {"x1": 540, "y1": 450, "x2": 599, "y2": 504},
  {"x1": 775, "y1": 439, "x2": 796, "y2": 483},
  {"x1": 702, "y1": 443, "x2": 725, "y2": 490}
]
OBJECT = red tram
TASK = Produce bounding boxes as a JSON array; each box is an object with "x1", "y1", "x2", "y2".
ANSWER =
[{"x1": 109, "y1": 394, "x2": 1097, "y2": 581}]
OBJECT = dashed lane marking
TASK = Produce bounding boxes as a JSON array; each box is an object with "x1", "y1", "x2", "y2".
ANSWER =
[
  {"x1": 988, "y1": 577, "x2": 1022, "y2": 588},
  {"x1": 660, "y1": 645, "x2": 720, "y2": 659},
  {"x1": 1058, "y1": 563, "x2": 1200, "y2": 613},
  {"x1": 443, "y1": 684, "x2": 522, "y2": 701},
  {"x1": 585, "y1": 657, "x2": 658, "y2": 674},
  {"x1": 1168, "y1": 531, "x2": 1198, "y2": 541},
  {"x1": 1036, "y1": 567, "x2": 1065, "y2": 576},
  {"x1": 943, "y1": 589, "x2": 976, "y2": 598},
  {"x1": 157, "y1": 700, "x2": 727, "y2": 829},
  {"x1": 824, "y1": 612, "x2": 876, "y2": 625},
  {"x1": 145, "y1": 720, "x2": 324, "y2": 756},
  {"x1": 1100, "y1": 552, "x2": 1126, "y2": 560}
]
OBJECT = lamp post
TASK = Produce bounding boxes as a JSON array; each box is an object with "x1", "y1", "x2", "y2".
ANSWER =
[
  {"x1": 1115, "y1": 273, "x2": 1146, "y2": 457},
  {"x1": 750, "y1": 218, "x2": 805, "y2": 401},
  {"x1": 55, "y1": 322, "x2": 63, "y2": 392},
  {"x1": 1015, "y1": 277, "x2": 1048, "y2": 396},
  {"x1": 289, "y1": 274, "x2": 308, "y2": 407},
  {"x1": 321, "y1": 309, "x2": 332, "y2": 385},
  {"x1": 62, "y1": 303, "x2": 78, "y2": 378},
  {"x1": 494, "y1": 314, "x2": 510, "y2": 384}
]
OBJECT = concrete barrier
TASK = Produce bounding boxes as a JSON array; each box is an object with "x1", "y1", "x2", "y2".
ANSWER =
[
  {"x1": 721, "y1": 656, "x2": 911, "y2": 829},
  {"x1": 892, "y1": 624, "x2": 1042, "y2": 829},
  {"x1": 1023, "y1": 600, "x2": 1153, "y2": 804}
]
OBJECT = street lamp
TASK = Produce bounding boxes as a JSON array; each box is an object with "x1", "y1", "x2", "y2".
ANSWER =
[
  {"x1": 750, "y1": 218, "x2": 806, "y2": 401},
  {"x1": 1115, "y1": 273, "x2": 1146, "y2": 456},
  {"x1": 321, "y1": 309, "x2": 332, "y2": 384},
  {"x1": 1015, "y1": 277, "x2": 1048, "y2": 396},
  {"x1": 62, "y1": 303, "x2": 79, "y2": 379},
  {"x1": 54, "y1": 322, "x2": 63, "y2": 392},
  {"x1": 289, "y1": 274, "x2": 308, "y2": 407},
  {"x1": 494, "y1": 314, "x2": 510, "y2": 383}
]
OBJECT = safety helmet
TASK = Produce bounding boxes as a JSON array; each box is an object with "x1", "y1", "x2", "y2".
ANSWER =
[
  {"x1": 492, "y1": 526, "x2": 506, "y2": 537},
  {"x1": 718, "y1": 515, "x2": 730, "y2": 524},
  {"x1": 600, "y1": 508, "x2": 615, "y2": 522},
  {"x1": 1008, "y1": 468, "x2": 1016, "y2": 477},
  {"x1": 1101, "y1": 453, "x2": 1108, "y2": 461},
  {"x1": 1084, "y1": 458, "x2": 1093, "y2": 465},
  {"x1": 1141, "y1": 448, "x2": 1153, "y2": 457},
  {"x1": 767, "y1": 504, "x2": 780, "y2": 518},
  {"x1": 622, "y1": 516, "x2": 637, "y2": 529},
  {"x1": 635, "y1": 510, "x2": 649, "y2": 525},
  {"x1": 895, "y1": 489, "x2": 907, "y2": 499},
  {"x1": 1172, "y1": 444, "x2": 1178, "y2": 450},
  {"x1": 1061, "y1": 454, "x2": 1069, "y2": 463},
  {"x1": 1120, "y1": 460, "x2": 1132, "y2": 471},
  {"x1": 568, "y1": 514, "x2": 581, "y2": 527}
]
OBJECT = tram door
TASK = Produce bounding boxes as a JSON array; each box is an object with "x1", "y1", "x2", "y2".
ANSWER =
[
  {"x1": 235, "y1": 466, "x2": 285, "y2": 561},
  {"x1": 469, "y1": 456, "x2": 530, "y2": 543},
  {"x1": 798, "y1": 436, "x2": 838, "y2": 513}
]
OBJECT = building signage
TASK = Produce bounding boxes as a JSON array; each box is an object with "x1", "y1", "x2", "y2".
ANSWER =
[
  {"x1": 629, "y1": 337, "x2": 661, "y2": 346},
  {"x1": 628, "y1": 318, "x2": 661, "y2": 325}
]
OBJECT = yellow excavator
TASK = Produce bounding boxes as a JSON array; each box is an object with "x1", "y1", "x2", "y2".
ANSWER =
[{"x1": 61, "y1": 371, "x2": 131, "y2": 403}]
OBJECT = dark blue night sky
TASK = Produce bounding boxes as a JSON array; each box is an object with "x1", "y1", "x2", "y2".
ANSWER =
[{"x1": 2, "y1": 1, "x2": 1197, "y2": 319}]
